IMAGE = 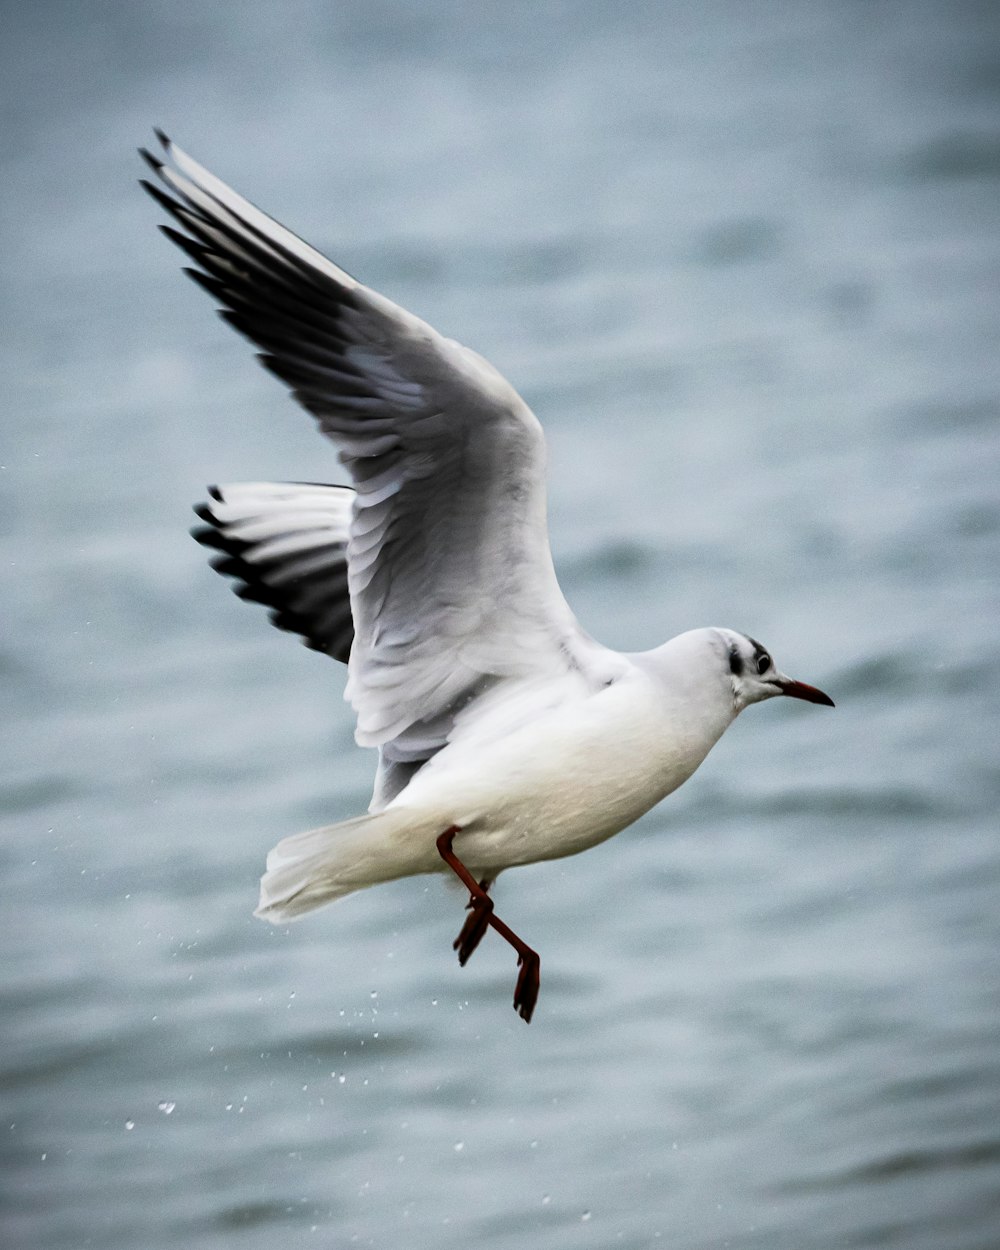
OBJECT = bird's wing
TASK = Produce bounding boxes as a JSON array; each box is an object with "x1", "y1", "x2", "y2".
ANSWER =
[
  {"x1": 143, "y1": 133, "x2": 616, "y2": 763},
  {"x1": 193, "y1": 481, "x2": 355, "y2": 663}
]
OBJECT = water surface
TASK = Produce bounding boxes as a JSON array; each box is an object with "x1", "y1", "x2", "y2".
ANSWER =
[{"x1": 3, "y1": 3, "x2": 999, "y2": 1247}]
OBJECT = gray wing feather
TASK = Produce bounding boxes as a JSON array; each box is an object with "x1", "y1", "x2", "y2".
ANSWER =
[
  {"x1": 193, "y1": 482, "x2": 355, "y2": 662},
  {"x1": 143, "y1": 132, "x2": 609, "y2": 764}
]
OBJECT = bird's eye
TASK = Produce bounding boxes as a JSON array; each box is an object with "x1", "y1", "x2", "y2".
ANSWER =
[{"x1": 756, "y1": 653, "x2": 771, "y2": 675}]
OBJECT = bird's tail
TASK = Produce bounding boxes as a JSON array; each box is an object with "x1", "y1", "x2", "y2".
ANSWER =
[{"x1": 255, "y1": 808, "x2": 433, "y2": 924}]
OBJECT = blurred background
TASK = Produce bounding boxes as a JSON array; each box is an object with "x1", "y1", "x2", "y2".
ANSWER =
[{"x1": 3, "y1": 2, "x2": 999, "y2": 1247}]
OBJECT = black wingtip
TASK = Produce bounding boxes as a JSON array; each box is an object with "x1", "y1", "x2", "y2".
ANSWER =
[
  {"x1": 161, "y1": 223, "x2": 205, "y2": 254},
  {"x1": 154, "y1": 127, "x2": 171, "y2": 150},
  {"x1": 155, "y1": 222, "x2": 179, "y2": 241},
  {"x1": 192, "y1": 502, "x2": 217, "y2": 525},
  {"x1": 191, "y1": 525, "x2": 222, "y2": 551},
  {"x1": 192, "y1": 487, "x2": 225, "y2": 528},
  {"x1": 185, "y1": 267, "x2": 228, "y2": 301},
  {"x1": 138, "y1": 147, "x2": 163, "y2": 175},
  {"x1": 141, "y1": 178, "x2": 180, "y2": 215},
  {"x1": 139, "y1": 179, "x2": 164, "y2": 206}
]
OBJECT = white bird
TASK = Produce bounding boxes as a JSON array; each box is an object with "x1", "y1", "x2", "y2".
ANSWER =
[{"x1": 141, "y1": 130, "x2": 834, "y2": 1022}]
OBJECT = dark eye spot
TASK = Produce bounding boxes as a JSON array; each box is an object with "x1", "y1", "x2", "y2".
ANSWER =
[
  {"x1": 729, "y1": 645, "x2": 743, "y2": 677},
  {"x1": 756, "y1": 652, "x2": 771, "y2": 675}
]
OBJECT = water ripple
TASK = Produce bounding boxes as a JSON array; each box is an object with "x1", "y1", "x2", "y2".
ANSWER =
[{"x1": 781, "y1": 1138, "x2": 1000, "y2": 1193}]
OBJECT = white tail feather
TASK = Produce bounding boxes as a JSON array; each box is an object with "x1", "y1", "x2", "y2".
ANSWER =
[{"x1": 255, "y1": 808, "x2": 431, "y2": 923}]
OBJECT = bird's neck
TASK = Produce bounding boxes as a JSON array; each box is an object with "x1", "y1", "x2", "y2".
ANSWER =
[{"x1": 634, "y1": 631, "x2": 739, "y2": 741}]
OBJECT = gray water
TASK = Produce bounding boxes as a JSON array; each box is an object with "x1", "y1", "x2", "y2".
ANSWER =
[{"x1": 3, "y1": 2, "x2": 999, "y2": 1247}]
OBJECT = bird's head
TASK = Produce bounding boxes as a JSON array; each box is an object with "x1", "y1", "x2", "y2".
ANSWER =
[{"x1": 715, "y1": 629, "x2": 835, "y2": 713}]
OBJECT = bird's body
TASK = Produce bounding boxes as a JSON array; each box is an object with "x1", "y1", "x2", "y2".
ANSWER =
[
  {"x1": 272, "y1": 632, "x2": 734, "y2": 900},
  {"x1": 388, "y1": 634, "x2": 736, "y2": 873},
  {"x1": 142, "y1": 132, "x2": 833, "y2": 1020}
]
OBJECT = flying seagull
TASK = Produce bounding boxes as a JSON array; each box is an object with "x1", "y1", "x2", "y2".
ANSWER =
[{"x1": 140, "y1": 130, "x2": 834, "y2": 1023}]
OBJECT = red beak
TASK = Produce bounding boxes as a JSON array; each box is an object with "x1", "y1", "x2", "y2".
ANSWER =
[{"x1": 776, "y1": 678, "x2": 835, "y2": 707}]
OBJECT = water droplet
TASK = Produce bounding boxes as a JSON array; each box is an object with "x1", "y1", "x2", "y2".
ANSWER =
[
  {"x1": 541, "y1": 1194, "x2": 551, "y2": 1205},
  {"x1": 338, "y1": 1075, "x2": 346, "y2": 1084},
  {"x1": 453, "y1": 1141, "x2": 464, "y2": 1152},
  {"x1": 157, "y1": 1101, "x2": 175, "y2": 1115},
  {"x1": 41, "y1": 1153, "x2": 47, "y2": 1161},
  {"x1": 581, "y1": 1210, "x2": 592, "y2": 1222},
  {"x1": 125, "y1": 1121, "x2": 135, "y2": 1131}
]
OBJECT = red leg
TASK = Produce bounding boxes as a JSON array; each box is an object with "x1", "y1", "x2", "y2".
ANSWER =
[
  {"x1": 453, "y1": 876, "x2": 494, "y2": 965},
  {"x1": 436, "y1": 827, "x2": 541, "y2": 1023}
]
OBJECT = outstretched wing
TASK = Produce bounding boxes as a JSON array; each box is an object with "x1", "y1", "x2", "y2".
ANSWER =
[
  {"x1": 142, "y1": 132, "x2": 613, "y2": 764},
  {"x1": 193, "y1": 481, "x2": 355, "y2": 663}
]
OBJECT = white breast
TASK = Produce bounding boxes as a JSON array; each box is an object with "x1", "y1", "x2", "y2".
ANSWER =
[{"x1": 389, "y1": 663, "x2": 734, "y2": 876}]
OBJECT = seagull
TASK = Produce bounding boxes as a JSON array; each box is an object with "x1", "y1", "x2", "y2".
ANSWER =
[{"x1": 140, "y1": 130, "x2": 834, "y2": 1023}]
